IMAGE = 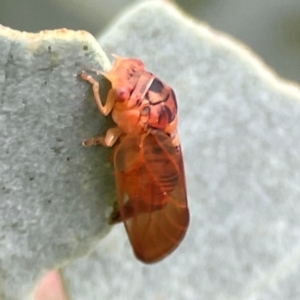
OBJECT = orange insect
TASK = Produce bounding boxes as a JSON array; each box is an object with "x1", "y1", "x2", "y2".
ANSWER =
[{"x1": 80, "y1": 55, "x2": 189, "y2": 263}]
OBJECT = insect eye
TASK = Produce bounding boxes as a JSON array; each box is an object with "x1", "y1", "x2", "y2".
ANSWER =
[{"x1": 116, "y1": 87, "x2": 130, "y2": 102}]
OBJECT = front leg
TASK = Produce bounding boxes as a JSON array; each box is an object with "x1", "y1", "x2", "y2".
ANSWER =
[
  {"x1": 83, "y1": 127, "x2": 123, "y2": 147},
  {"x1": 80, "y1": 71, "x2": 115, "y2": 116}
]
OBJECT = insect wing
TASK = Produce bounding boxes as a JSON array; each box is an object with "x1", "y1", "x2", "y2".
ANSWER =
[{"x1": 113, "y1": 131, "x2": 189, "y2": 263}]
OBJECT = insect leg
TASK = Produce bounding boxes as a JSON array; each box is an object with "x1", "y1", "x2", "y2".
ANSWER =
[
  {"x1": 111, "y1": 53, "x2": 123, "y2": 60},
  {"x1": 80, "y1": 71, "x2": 115, "y2": 116},
  {"x1": 82, "y1": 127, "x2": 122, "y2": 147},
  {"x1": 109, "y1": 199, "x2": 165, "y2": 224}
]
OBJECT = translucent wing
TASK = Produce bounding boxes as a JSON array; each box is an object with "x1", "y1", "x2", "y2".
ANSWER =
[{"x1": 112, "y1": 130, "x2": 189, "y2": 263}]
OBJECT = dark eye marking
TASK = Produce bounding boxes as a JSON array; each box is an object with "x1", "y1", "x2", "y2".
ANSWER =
[
  {"x1": 157, "y1": 105, "x2": 174, "y2": 124},
  {"x1": 149, "y1": 78, "x2": 164, "y2": 93}
]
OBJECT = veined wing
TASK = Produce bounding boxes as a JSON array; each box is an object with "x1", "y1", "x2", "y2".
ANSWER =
[{"x1": 113, "y1": 130, "x2": 189, "y2": 263}]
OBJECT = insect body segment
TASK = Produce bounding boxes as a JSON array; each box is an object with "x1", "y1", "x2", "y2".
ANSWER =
[{"x1": 81, "y1": 56, "x2": 189, "y2": 263}]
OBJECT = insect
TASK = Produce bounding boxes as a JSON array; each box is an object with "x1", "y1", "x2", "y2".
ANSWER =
[{"x1": 80, "y1": 55, "x2": 189, "y2": 263}]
